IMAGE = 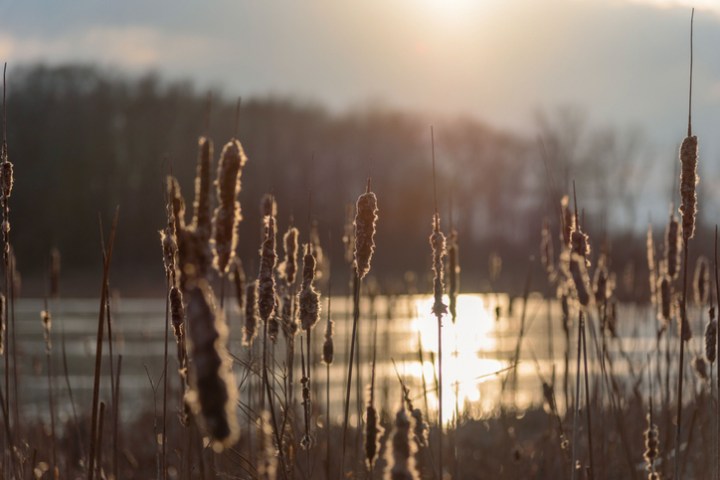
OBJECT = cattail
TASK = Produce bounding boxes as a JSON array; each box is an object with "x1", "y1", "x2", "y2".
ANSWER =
[
  {"x1": 658, "y1": 272, "x2": 671, "y2": 328},
  {"x1": 280, "y1": 227, "x2": 299, "y2": 286},
  {"x1": 257, "y1": 212, "x2": 277, "y2": 323},
  {"x1": 322, "y1": 296, "x2": 334, "y2": 365},
  {"x1": 231, "y1": 257, "x2": 245, "y2": 311},
  {"x1": 0, "y1": 142, "x2": 13, "y2": 200},
  {"x1": 166, "y1": 175, "x2": 186, "y2": 232},
  {"x1": 260, "y1": 193, "x2": 277, "y2": 218},
  {"x1": 643, "y1": 414, "x2": 659, "y2": 467},
  {"x1": 299, "y1": 244, "x2": 320, "y2": 331},
  {"x1": 212, "y1": 139, "x2": 248, "y2": 274},
  {"x1": 693, "y1": 256, "x2": 709, "y2": 307},
  {"x1": 365, "y1": 403, "x2": 382, "y2": 469},
  {"x1": 665, "y1": 213, "x2": 681, "y2": 280},
  {"x1": 692, "y1": 355, "x2": 708, "y2": 381},
  {"x1": 257, "y1": 410, "x2": 278, "y2": 480},
  {"x1": 540, "y1": 218, "x2": 555, "y2": 279},
  {"x1": 160, "y1": 226, "x2": 178, "y2": 280},
  {"x1": 560, "y1": 195, "x2": 573, "y2": 249},
  {"x1": 430, "y1": 214, "x2": 448, "y2": 317},
  {"x1": 41, "y1": 309, "x2": 52, "y2": 353},
  {"x1": 281, "y1": 293, "x2": 298, "y2": 338},
  {"x1": 184, "y1": 280, "x2": 239, "y2": 451},
  {"x1": 679, "y1": 135, "x2": 698, "y2": 241},
  {"x1": 678, "y1": 298, "x2": 692, "y2": 342},
  {"x1": 647, "y1": 225, "x2": 657, "y2": 306},
  {"x1": 705, "y1": 308, "x2": 716, "y2": 363},
  {"x1": 268, "y1": 294, "x2": 280, "y2": 343},
  {"x1": 400, "y1": 381, "x2": 428, "y2": 448},
  {"x1": 384, "y1": 406, "x2": 419, "y2": 480},
  {"x1": 49, "y1": 248, "x2": 60, "y2": 298},
  {"x1": 193, "y1": 137, "x2": 213, "y2": 244},
  {"x1": 568, "y1": 253, "x2": 591, "y2": 308},
  {"x1": 447, "y1": 228, "x2": 460, "y2": 322},
  {"x1": 593, "y1": 255, "x2": 609, "y2": 305},
  {"x1": 558, "y1": 285, "x2": 570, "y2": 336},
  {"x1": 169, "y1": 287, "x2": 185, "y2": 340},
  {"x1": 244, "y1": 280, "x2": 258, "y2": 346},
  {"x1": 354, "y1": 181, "x2": 379, "y2": 279},
  {"x1": 570, "y1": 227, "x2": 590, "y2": 265}
]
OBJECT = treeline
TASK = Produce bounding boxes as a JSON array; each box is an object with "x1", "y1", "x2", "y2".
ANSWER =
[{"x1": 3, "y1": 64, "x2": 655, "y2": 297}]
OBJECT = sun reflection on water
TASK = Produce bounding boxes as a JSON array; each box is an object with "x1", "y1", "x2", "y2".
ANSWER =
[{"x1": 405, "y1": 294, "x2": 509, "y2": 424}]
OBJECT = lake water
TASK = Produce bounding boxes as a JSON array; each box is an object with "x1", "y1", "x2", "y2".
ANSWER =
[{"x1": 6, "y1": 293, "x2": 694, "y2": 428}]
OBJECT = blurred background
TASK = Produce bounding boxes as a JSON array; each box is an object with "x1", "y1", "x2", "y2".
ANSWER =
[{"x1": 0, "y1": 0, "x2": 718, "y2": 297}]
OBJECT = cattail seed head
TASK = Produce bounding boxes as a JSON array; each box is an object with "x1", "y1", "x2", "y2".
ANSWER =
[
  {"x1": 166, "y1": 175, "x2": 186, "y2": 232},
  {"x1": 280, "y1": 227, "x2": 299, "y2": 286},
  {"x1": 299, "y1": 244, "x2": 320, "y2": 331},
  {"x1": 430, "y1": 214, "x2": 448, "y2": 317},
  {"x1": 560, "y1": 195, "x2": 573, "y2": 249},
  {"x1": 244, "y1": 280, "x2": 258, "y2": 346},
  {"x1": 693, "y1": 256, "x2": 709, "y2": 307},
  {"x1": 384, "y1": 406, "x2": 419, "y2": 480},
  {"x1": 365, "y1": 404, "x2": 383, "y2": 469},
  {"x1": 568, "y1": 253, "x2": 591, "y2": 308},
  {"x1": 212, "y1": 139, "x2": 247, "y2": 274},
  {"x1": 706, "y1": 313, "x2": 717, "y2": 363},
  {"x1": 643, "y1": 414, "x2": 659, "y2": 464},
  {"x1": 679, "y1": 135, "x2": 698, "y2": 241},
  {"x1": 257, "y1": 213, "x2": 277, "y2": 322},
  {"x1": 193, "y1": 137, "x2": 213, "y2": 243},
  {"x1": 354, "y1": 182, "x2": 378, "y2": 279},
  {"x1": 170, "y1": 286, "x2": 185, "y2": 340},
  {"x1": 692, "y1": 355, "x2": 708, "y2": 381},
  {"x1": 184, "y1": 280, "x2": 239, "y2": 451},
  {"x1": 447, "y1": 229, "x2": 460, "y2": 322},
  {"x1": 0, "y1": 147, "x2": 14, "y2": 199},
  {"x1": 41, "y1": 309, "x2": 52, "y2": 353},
  {"x1": 665, "y1": 214, "x2": 681, "y2": 280},
  {"x1": 322, "y1": 298, "x2": 334, "y2": 365},
  {"x1": 268, "y1": 295, "x2": 280, "y2": 343},
  {"x1": 658, "y1": 272, "x2": 671, "y2": 327}
]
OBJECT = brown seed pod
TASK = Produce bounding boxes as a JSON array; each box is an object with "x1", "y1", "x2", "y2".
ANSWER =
[
  {"x1": 706, "y1": 313, "x2": 717, "y2": 363},
  {"x1": 692, "y1": 355, "x2": 708, "y2": 381},
  {"x1": 568, "y1": 253, "x2": 591, "y2": 308},
  {"x1": 212, "y1": 139, "x2": 248, "y2": 274},
  {"x1": 183, "y1": 280, "x2": 239, "y2": 451},
  {"x1": 643, "y1": 414, "x2": 659, "y2": 464},
  {"x1": 231, "y1": 258, "x2": 245, "y2": 312},
  {"x1": 679, "y1": 135, "x2": 698, "y2": 241},
  {"x1": 193, "y1": 137, "x2": 213, "y2": 242},
  {"x1": 298, "y1": 244, "x2": 320, "y2": 331},
  {"x1": 322, "y1": 297, "x2": 334, "y2": 365},
  {"x1": 353, "y1": 182, "x2": 378, "y2": 279},
  {"x1": 430, "y1": 214, "x2": 448, "y2": 317},
  {"x1": 281, "y1": 292, "x2": 298, "y2": 338},
  {"x1": 365, "y1": 404, "x2": 382, "y2": 469},
  {"x1": 166, "y1": 175, "x2": 186, "y2": 232},
  {"x1": 257, "y1": 214, "x2": 277, "y2": 323}
]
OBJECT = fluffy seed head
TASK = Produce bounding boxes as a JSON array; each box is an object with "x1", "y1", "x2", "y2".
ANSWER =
[
  {"x1": 322, "y1": 297, "x2": 334, "y2": 365},
  {"x1": 706, "y1": 313, "x2": 717, "y2": 364},
  {"x1": 693, "y1": 256, "x2": 709, "y2": 307},
  {"x1": 280, "y1": 227, "x2": 299, "y2": 286},
  {"x1": 658, "y1": 273, "x2": 671, "y2": 327},
  {"x1": 568, "y1": 253, "x2": 591, "y2": 308},
  {"x1": 184, "y1": 280, "x2": 239, "y2": 451},
  {"x1": 384, "y1": 406, "x2": 419, "y2": 480},
  {"x1": 268, "y1": 295, "x2": 280, "y2": 343},
  {"x1": 643, "y1": 414, "x2": 659, "y2": 464},
  {"x1": 212, "y1": 139, "x2": 248, "y2": 274},
  {"x1": 298, "y1": 244, "x2": 321, "y2": 331},
  {"x1": 193, "y1": 137, "x2": 213, "y2": 245},
  {"x1": 365, "y1": 404, "x2": 383, "y2": 469},
  {"x1": 257, "y1": 213, "x2": 277, "y2": 322},
  {"x1": 0, "y1": 147, "x2": 13, "y2": 199},
  {"x1": 430, "y1": 214, "x2": 448, "y2": 317},
  {"x1": 679, "y1": 135, "x2": 698, "y2": 241},
  {"x1": 353, "y1": 183, "x2": 378, "y2": 279},
  {"x1": 281, "y1": 293, "x2": 298, "y2": 338}
]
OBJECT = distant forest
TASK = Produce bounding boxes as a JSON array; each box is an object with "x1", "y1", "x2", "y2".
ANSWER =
[{"x1": 3, "y1": 64, "x2": 659, "y2": 297}]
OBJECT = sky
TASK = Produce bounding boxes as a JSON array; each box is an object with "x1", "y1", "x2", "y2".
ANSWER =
[{"x1": 1, "y1": 0, "x2": 720, "y2": 223}]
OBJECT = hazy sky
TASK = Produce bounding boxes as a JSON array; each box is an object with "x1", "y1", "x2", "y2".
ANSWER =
[{"x1": 1, "y1": 0, "x2": 720, "y2": 221}]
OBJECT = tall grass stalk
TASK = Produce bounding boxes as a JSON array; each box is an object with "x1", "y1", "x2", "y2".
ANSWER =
[{"x1": 675, "y1": 10, "x2": 697, "y2": 479}]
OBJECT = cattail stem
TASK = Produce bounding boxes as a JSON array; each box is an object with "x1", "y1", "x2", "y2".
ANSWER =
[
  {"x1": 715, "y1": 225, "x2": 720, "y2": 480},
  {"x1": 675, "y1": 243, "x2": 690, "y2": 480},
  {"x1": 580, "y1": 313, "x2": 595, "y2": 480},
  {"x1": 341, "y1": 271, "x2": 361, "y2": 474},
  {"x1": 571, "y1": 309, "x2": 583, "y2": 480},
  {"x1": 436, "y1": 310, "x2": 444, "y2": 478},
  {"x1": 47, "y1": 340, "x2": 57, "y2": 478},
  {"x1": 326, "y1": 361, "x2": 331, "y2": 480},
  {"x1": 162, "y1": 272, "x2": 170, "y2": 480}
]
